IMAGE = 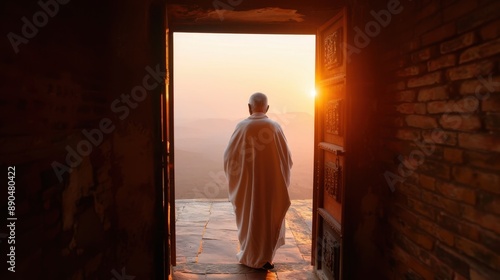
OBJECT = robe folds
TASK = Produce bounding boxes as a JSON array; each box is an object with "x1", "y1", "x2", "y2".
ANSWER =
[{"x1": 224, "y1": 113, "x2": 293, "y2": 269}]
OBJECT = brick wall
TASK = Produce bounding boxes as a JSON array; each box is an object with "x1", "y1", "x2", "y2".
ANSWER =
[{"x1": 378, "y1": 0, "x2": 500, "y2": 279}]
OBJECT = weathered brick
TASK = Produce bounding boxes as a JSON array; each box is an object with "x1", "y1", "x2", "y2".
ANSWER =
[
  {"x1": 396, "y1": 128, "x2": 420, "y2": 140},
  {"x1": 439, "y1": 114, "x2": 482, "y2": 131},
  {"x1": 428, "y1": 101, "x2": 451, "y2": 114},
  {"x1": 418, "y1": 217, "x2": 435, "y2": 236},
  {"x1": 458, "y1": 133, "x2": 500, "y2": 153},
  {"x1": 407, "y1": 172, "x2": 421, "y2": 187},
  {"x1": 397, "y1": 66, "x2": 422, "y2": 77},
  {"x1": 394, "y1": 204, "x2": 419, "y2": 227},
  {"x1": 477, "y1": 191, "x2": 500, "y2": 216},
  {"x1": 435, "y1": 227, "x2": 455, "y2": 247},
  {"x1": 419, "y1": 174, "x2": 436, "y2": 191},
  {"x1": 456, "y1": 235, "x2": 500, "y2": 268},
  {"x1": 470, "y1": 266, "x2": 500, "y2": 280},
  {"x1": 435, "y1": 243, "x2": 470, "y2": 278},
  {"x1": 418, "y1": 218, "x2": 455, "y2": 249},
  {"x1": 480, "y1": 228, "x2": 500, "y2": 255},
  {"x1": 416, "y1": 233, "x2": 435, "y2": 251},
  {"x1": 465, "y1": 150, "x2": 500, "y2": 171},
  {"x1": 406, "y1": 115, "x2": 438, "y2": 129},
  {"x1": 408, "y1": 72, "x2": 443, "y2": 88},
  {"x1": 391, "y1": 212, "x2": 435, "y2": 251},
  {"x1": 411, "y1": 47, "x2": 435, "y2": 63},
  {"x1": 435, "y1": 257, "x2": 459, "y2": 279},
  {"x1": 408, "y1": 198, "x2": 436, "y2": 220},
  {"x1": 436, "y1": 181, "x2": 476, "y2": 205},
  {"x1": 422, "y1": 23, "x2": 457, "y2": 46},
  {"x1": 443, "y1": 147, "x2": 464, "y2": 163},
  {"x1": 482, "y1": 95, "x2": 500, "y2": 112},
  {"x1": 480, "y1": 18, "x2": 500, "y2": 40},
  {"x1": 456, "y1": 0, "x2": 500, "y2": 33},
  {"x1": 444, "y1": 0, "x2": 478, "y2": 22},
  {"x1": 419, "y1": 159, "x2": 452, "y2": 180},
  {"x1": 400, "y1": 182, "x2": 422, "y2": 198},
  {"x1": 428, "y1": 97, "x2": 480, "y2": 114},
  {"x1": 453, "y1": 165, "x2": 500, "y2": 194},
  {"x1": 440, "y1": 32, "x2": 476, "y2": 54},
  {"x1": 416, "y1": 142, "x2": 445, "y2": 160},
  {"x1": 396, "y1": 103, "x2": 427, "y2": 114},
  {"x1": 485, "y1": 113, "x2": 500, "y2": 131},
  {"x1": 422, "y1": 129, "x2": 457, "y2": 146},
  {"x1": 459, "y1": 75, "x2": 500, "y2": 95},
  {"x1": 418, "y1": 85, "x2": 450, "y2": 101},
  {"x1": 392, "y1": 245, "x2": 435, "y2": 280},
  {"x1": 454, "y1": 96, "x2": 481, "y2": 113},
  {"x1": 438, "y1": 212, "x2": 481, "y2": 241},
  {"x1": 436, "y1": 211, "x2": 460, "y2": 234},
  {"x1": 395, "y1": 90, "x2": 417, "y2": 102},
  {"x1": 422, "y1": 190, "x2": 462, "y2": 216},
  {"x1": 446, "y1": 60, "x2": 494, "y2": 81},
  {"x1": 427, "y1": 54, "x2": 456, "y2": 72},
  {"x1": 460, "y1": 38, "x2": 500, "y2": 64}
]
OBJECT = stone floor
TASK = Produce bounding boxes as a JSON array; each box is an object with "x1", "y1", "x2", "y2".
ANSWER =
[{"x1": 172, "y1": 199, "x2": 318, "y2": 280}]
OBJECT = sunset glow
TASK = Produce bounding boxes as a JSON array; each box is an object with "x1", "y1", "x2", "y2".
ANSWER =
[
  {"x1": 310, "y1": 88, "x2": 317, "y2": 98},
  {"x1": 174, "y1": 33, "x2": 316, "y2": 121},
  {"x1": 174, "y1": 33, "x2": 316, "y2": 200}
]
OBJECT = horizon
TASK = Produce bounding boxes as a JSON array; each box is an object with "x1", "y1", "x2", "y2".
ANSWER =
[
  {"x1": 173, "y1": 33, "x2": 315, "y2": 200},
  {"x1": 174, "y1": 110, "x2": 314, "y2": 122}
]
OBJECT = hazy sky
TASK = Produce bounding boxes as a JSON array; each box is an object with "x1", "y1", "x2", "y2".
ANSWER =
[{"x1": 173, "y1": 32, "x2": 316, "y2": 120}]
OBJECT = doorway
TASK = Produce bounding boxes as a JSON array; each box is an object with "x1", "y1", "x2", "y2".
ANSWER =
[{"x1": 171, "y1": 32, "x2": 316, "y2": 270}]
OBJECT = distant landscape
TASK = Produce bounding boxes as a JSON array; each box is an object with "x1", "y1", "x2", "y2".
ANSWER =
[{"x1": 174, "y1": 112, "x2": 314, "y2": 200}]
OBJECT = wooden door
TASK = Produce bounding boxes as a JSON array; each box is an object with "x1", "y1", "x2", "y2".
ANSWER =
[
  {"x1": 150, "y1": 2, "x2": 174, "y2": 278},
  {"x1": 158, "y1": 23, "x2": 175, "y2": 278},
  {"x1": 312, "y1": 8, "x2": 347, "y2": 280},
  {"x1": 165, "y1": 29, "x2": 176, "y2": 272}
]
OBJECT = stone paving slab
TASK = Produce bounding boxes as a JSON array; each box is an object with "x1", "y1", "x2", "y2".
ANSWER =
[
  {"x1": 177, "y1": 235, "x2": 203, "y2": 258},
  {"x1": 198, "y1": 239, "x2": 239, "y2": 264},
  {"x1": 173, "y1": 199, "x2": 317, "y2": 279},
  {"x1": 273, "y1": 243, "x2": 304, "y2": 263},
  {"x1": 203, "y1": 228, "x2": 239, "y2": 241}
]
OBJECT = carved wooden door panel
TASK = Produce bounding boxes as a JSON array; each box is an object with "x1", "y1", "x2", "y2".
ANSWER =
[{"x1": 313, "y1": 8, "x2": 347, "y2": 280}]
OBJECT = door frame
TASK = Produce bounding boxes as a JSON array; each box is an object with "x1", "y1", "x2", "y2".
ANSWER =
[{"x1": 160, "y1": 8, "x2": 359, "y2": 279}]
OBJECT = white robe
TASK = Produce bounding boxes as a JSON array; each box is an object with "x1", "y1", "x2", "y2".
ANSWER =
[{"x1": 224, "y1": 113, "x2": 293, "y2": 268}]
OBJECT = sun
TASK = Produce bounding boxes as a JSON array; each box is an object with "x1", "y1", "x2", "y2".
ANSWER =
[{"x1": 310, "y1": 88, "x2": 317, "y2": 97}]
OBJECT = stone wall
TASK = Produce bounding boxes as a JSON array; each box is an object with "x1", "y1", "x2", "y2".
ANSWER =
[
  {"x1": 0, "y1": 0, "x2": 164, "y2": 279},
  {"x1": 378, "y1": 0, "x2": 500, "y2": 278}
]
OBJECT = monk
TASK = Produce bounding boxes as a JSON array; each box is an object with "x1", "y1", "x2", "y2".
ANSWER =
[{"x1": 224, "y1": 92, "x2": 293, "y2": 270}]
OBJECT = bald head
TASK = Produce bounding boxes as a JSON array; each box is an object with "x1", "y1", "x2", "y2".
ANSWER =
[{"x1": 248, "y1": 92, "x2": 269, "y2": 114}]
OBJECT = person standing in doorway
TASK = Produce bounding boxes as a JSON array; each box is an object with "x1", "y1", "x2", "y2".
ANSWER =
[{"x1": 224, "y1": 92, "x2": 293, "y2": 270}]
